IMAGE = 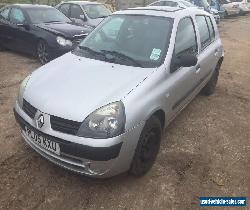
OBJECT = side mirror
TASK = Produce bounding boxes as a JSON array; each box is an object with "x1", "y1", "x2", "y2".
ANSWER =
[
  {"x1": 80, "y1": 14, "x2": 87, "y2": 21},
  {"x1": 171, "y1": 54, "x2": 198, "y2": 72}
]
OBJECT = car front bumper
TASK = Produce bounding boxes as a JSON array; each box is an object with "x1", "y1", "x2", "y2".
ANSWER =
[{"x1": 14, "y1": 101, "x2": 144, "y2": 178}]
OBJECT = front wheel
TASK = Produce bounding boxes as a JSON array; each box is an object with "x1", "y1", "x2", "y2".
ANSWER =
[
  {"x1": 129, "y1": 116, "x2": 162, "y2": 177},
  {"x1": 37, "y1": 40, "x2": 50, "y2": 64}
]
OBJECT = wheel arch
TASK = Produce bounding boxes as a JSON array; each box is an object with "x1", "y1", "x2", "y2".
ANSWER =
[{"x1": 145, "y1": 109, "x2": 166, "y2": 131}]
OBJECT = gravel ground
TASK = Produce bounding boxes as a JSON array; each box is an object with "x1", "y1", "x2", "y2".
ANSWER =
[{"x1": 0, "y1": 15, "x2": 250, "y2": 210}]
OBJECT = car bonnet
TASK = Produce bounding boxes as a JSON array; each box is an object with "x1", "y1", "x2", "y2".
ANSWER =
[{"x1": 23, "y1": 53, "x2": 155, "y2": 122}]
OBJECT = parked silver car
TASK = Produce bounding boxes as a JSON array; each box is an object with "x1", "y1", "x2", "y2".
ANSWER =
[
  {"x1": 14, "y1": 6, "x2": 224, "y2": 178},
  {"x1": 56, "y1": 1, "x2": 112, "y2": 29}
]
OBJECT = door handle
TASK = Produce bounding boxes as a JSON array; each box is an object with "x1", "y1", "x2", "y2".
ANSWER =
[{"x1": 195, "y1": 64, "x2": 201, "y2": 74}]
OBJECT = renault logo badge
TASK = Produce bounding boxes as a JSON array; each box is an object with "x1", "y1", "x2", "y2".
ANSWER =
[{"x1": 37, "y1": 114, "x2": 44, "y2": 129}]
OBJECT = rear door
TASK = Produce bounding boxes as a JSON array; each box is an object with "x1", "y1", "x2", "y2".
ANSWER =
[
  {"x1": 167, "y1": 17, "x2": 200, "y2": 116},
  {"x1": 195, "y1": 15, "x2": 218, "y2": 83}
]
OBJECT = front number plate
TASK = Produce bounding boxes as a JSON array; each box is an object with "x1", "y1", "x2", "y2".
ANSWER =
[{"x1": 25, "y1": 126, "x2": 60, "y2": 155}]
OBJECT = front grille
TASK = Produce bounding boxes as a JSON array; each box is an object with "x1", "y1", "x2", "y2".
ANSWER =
[
  {"x1": 23, "y1": 99, "x2": 37, "y2": 119},
  {"x1": 14, "y1": 109, "x2": 123, "y2": 162},
  {"x1": 50, "y1": 115, "x2": 81, "y2": 135}
]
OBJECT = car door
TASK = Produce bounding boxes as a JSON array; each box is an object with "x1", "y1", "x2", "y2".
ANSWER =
[
  {"x1": 195, "y1": 15, "x2": 218, "y2": 83},
  {"x1": 167, "y1": 17, "x2": 200, "y2": 117},
  {"x1": 69, "y1": 4, "x2": 86, "y2": 26},
  {"x1": 0, "y1": 7, "x2": 12, "y2": 49},
  {"x1": 8, "y1": 7, "x2": 34, "y2": 54}
]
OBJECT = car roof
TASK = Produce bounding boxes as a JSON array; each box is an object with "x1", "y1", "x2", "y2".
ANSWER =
[
  {"x1": 115, "y1": 6, "x2": 210, "y2": 18},
  {"x1": 62, "y1": 1, "x2": 101, "y2": 5},
  {"x1": 10, "y1": 4, "x2": 53, "y2": 9}
]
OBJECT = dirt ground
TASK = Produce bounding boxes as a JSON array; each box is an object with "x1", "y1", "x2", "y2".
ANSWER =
[{"x1": 0, "y1": 15, "x2": 250, "y2": 210}]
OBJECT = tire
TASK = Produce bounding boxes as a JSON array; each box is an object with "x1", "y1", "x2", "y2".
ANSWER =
[
  {"x1": 37, "y1": 40, "x2": 50, "y2": 64},
  {"x1": 129, "y1": 116, "x2": 162, "y2": 177},
  {"x1": 201, "y1": 62, "x2": 221, "y2": 96}
]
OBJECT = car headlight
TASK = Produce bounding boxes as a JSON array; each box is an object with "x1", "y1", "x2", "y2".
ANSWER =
[
  {"x1": 77, "y1": 102, "x2": 126, "y2": 139},
  {"x1": 56, "y1": 36, "x2": 72, "y2": 47},
  {"x1": 18, "y1": 75, "x2": 31, "y2": 107}
]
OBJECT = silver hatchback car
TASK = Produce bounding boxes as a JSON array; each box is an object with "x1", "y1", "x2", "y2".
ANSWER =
[{"x1": 14, "y1": 6, "x2": 224, "y2": 178}]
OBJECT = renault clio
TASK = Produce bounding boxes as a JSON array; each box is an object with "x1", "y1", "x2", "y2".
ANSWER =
[{"x1": 14, "y1": 6, "x2": 224, "y2": 178}]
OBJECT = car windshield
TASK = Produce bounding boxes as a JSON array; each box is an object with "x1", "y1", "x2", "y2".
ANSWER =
[
  {"x1": 26, "y1": 7, "x2": 71, "y2": 24},
  {"x1": 74, "y1": 15, "x2": 173, "y2": 68},
  {"x1": 83, "y1": 4, "x2": 112, "y2": 19}
]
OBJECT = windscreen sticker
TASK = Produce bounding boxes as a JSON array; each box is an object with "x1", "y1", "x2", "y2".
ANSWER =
[{"x1": 150, "y1": 48, "x2": 161, "y2": 61}]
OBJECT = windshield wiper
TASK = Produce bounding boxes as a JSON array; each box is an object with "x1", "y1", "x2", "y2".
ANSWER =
[
  {"x1": 101, "y1": 50, "x2": 142, "y2": 67},
  {"x1": 97, "y1": 15, "x2": 108, "y2": 18},
  {"x1": 43, "y1": 20, "x2": 62, "y2": 23},
  {"x1": 78, "y1": 46, "x2": 106, "y2": 57}
]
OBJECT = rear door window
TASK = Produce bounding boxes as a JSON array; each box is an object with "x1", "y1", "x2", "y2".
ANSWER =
[
  {"x1": 195, "y1": 15, "x2": 211, "y2": 50},
  {"x1": 206, "y1": 16, "x2": 215, "y2": 40}
]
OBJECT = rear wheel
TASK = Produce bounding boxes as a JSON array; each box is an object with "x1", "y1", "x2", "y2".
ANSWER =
[
  {"x1": 201, "y1": 61, "x2": 221, "y2": 96},
  {"x1": 37, "y1": 40, "x2": 50, "y2": 64},
  {"x1": 129, "y1": 116, "x2": 162, "y2": 177}
]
